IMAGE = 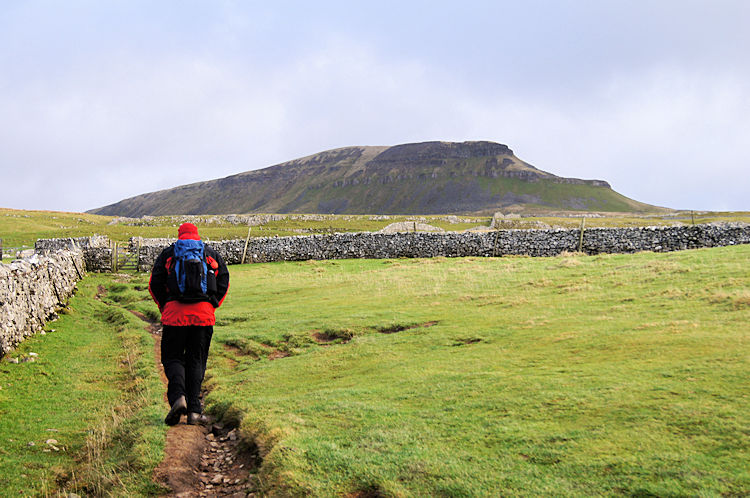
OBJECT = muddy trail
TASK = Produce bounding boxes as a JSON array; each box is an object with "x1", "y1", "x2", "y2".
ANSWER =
[{"x1": 130, "y1": 311, "x2": 261, "y2": 497}]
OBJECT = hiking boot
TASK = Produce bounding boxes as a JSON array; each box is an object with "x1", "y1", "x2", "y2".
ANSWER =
[
  {"x1": 187, "y1": 412, "x2": 208, "y2": 425},
  {"x1": 164, "y1": 395, "x2": 187, "y2": 425}
]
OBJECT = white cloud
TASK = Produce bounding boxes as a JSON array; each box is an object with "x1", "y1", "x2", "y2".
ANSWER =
[
  {"x1": 0, "y1": 53, "x2": 292, "y2": 210},
  {"x1": 1, "y1": 10, "x2": 748, "y2": 212}
]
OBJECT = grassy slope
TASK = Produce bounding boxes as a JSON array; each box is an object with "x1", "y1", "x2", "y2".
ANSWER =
[
  {"x1": 205, "y1": 247, "x2": 750, "y2": 496},
  {"x1": 0, "y1": 274, "x2": 165, "y2": 496},
  {"x1": 90, "y1": 163, "x2": 656, "y2": 217},
  {"x1": 0, "y1": 209, "x2": 111, "y2": 249},
  {"x1": 310, "y1": 176, "x2": 651, "y2": 214},
  {"x1": 293, "y1": 154, "x2": 658, "y2": 215}
]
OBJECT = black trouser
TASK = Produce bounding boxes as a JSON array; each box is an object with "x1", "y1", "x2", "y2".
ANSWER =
[{"x1": 161, "y1": 324, "x2": 213, "y2": 414}]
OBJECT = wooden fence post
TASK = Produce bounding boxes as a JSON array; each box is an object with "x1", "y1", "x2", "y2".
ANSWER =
[
  {"x1": 578, "y1": 217, "x2": 586, "y2": 253},
  {"x1": 241, "y1": 226, "x2": 252, "y2": 264}
]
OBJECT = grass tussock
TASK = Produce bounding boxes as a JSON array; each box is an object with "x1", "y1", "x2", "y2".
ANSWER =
[
  {"x1": 314, "y1": 328, "x2": 355, "y2": 343},
  {"x1": 709, "y1": 289, "x2": 750, "y2": 310}
]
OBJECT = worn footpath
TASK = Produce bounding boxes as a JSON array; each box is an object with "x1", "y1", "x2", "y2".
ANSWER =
[{"x1": 133, "y1": 313, "x2": 261, "y2": 497}]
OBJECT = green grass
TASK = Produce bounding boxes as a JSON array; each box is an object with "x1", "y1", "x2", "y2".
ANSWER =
[
  {"x1": 0, "y1": 274, "x2": 166, "y2": 496},
  {"x1": 204, "y1": 246, "x2": 750, "y2": 496},
  {"x1": 3, "y1": 207, "x2": 749, "y2": 496},
  {"x1": 2, "y1": 217, "x2": 749, "y2": 495}
]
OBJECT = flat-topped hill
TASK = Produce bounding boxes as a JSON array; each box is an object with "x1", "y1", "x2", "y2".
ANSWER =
[{"x1": 89, "y1": 141, "x2": 661, "y2": 216}]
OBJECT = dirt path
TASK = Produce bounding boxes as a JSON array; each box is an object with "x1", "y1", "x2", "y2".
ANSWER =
[{"x1": 129, "y1": 311, "x2": 259, "y2": 497}]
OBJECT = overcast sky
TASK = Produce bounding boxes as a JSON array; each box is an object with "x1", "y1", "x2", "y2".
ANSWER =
[{"x1": 1, "y1": 0, "x2": 748, "y2": 213}]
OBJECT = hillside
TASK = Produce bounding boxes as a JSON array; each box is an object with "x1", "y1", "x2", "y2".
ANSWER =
[{"x1": 89, "y1": 141, "x2": 660, "y2": 216}]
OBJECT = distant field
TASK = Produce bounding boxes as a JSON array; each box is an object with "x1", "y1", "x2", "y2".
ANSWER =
[
  {"x1": 2, "y1": 207, "x2": 749, "y2": 254},
  {"x1": 197, "y1": 246, "x2": 750, "y2": 496},
  {"x1": 0, "y1": 208, "x2": 486, "y2": 250}
]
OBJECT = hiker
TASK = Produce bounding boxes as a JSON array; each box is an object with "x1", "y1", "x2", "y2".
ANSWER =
[{"x1": 148, "y1": 223, "x2": 229, "y2": 425}]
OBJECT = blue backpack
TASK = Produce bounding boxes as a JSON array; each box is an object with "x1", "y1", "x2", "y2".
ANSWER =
[{"x1": 171, "y1": 239, "x2": 208, "y2": 299}]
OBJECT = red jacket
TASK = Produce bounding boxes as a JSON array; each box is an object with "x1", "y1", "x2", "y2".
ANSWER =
[{"x1": 148, "y1": 240, "x2": 229, "y2": 326}]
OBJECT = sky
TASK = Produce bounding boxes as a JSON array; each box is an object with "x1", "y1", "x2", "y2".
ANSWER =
[{"x1": 1, "y1": 0, "x2": 748, "y2": 213}]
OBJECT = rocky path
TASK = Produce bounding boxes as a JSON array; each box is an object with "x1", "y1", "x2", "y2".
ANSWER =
[{"x1": 131, "y1": 312, "x2": 260, "y2": 497}]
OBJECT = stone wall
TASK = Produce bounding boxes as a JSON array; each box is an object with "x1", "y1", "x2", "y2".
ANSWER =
[
  {"x1": 131, "y1": 237, "x2": 174, "y2": 272},
  {"x1": 34, "y1": 235, "x2": 109, "y2": 253},
  {"x1": 132, "y1": 223, "x2": 750, "y2": 270},
  {"x1": 84, "y1": 247, "x2": 114, "y2": 273},
  {"x1": 0, "y1": 251, "x2": 86, "y2": 355},
  {"x1": 34, "y1": 236, "x2": 112, "y2": 273},
  {"x1": 580, "y1": 224, "x2": 750, "y2": 254}
]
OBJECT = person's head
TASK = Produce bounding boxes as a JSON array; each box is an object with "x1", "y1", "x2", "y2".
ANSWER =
[{"x1": 177, "y1": 222, "x2": 201, "y2": 240}]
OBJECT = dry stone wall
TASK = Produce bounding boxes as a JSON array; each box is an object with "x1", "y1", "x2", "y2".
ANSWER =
[
  {"x1": 35, "y1": 235, "x2": 109, "y2": 253},
  {"x1": 35, "y1": 235, "x2": 112, "y2": 273},
  {"x1": 132, "y1": 237, "x2": 173, "y2": 272},
  {"x1": 580, "y1": 225, "x2": 750, "y2": 254},
  {"x1": 132, "y1": 223, "x2": 750, "y2": 270},
  {"x1": 84, "y1": 247, "x2": 114, "y2": 273},
  {"x1": 0, "y1": 251, "x2": 85, "y2": 355}
]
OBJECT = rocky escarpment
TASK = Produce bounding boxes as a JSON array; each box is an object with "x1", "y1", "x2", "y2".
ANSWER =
[
  {"x1": 89, "y1": 140, "x2": 648, "y2": 217},
  {"x1": 328, "y1": 141, "x2": 611, "y2": 187}
]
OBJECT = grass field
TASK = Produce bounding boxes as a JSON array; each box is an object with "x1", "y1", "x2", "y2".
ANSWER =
[
  {"x1": 1, "y1": 212, "x2": 749, "y2": 495},
  {"x1": 0, "y1": 275, "x2": 165, "y2": 496},
  {"x1": 202, "y1": 246, "x2": 749, "y2": 496}
]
